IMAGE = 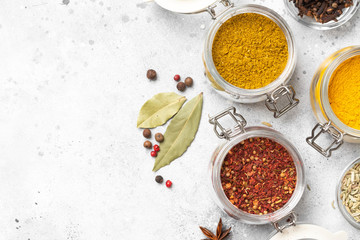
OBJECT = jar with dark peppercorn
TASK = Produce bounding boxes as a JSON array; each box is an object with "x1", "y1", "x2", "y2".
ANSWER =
[
  {"x1": 208, "y1": 107, "x2": 305, "y2": 225},
  {"x1": 284, "y1": 0, "x2": 359, "y2": 30}
]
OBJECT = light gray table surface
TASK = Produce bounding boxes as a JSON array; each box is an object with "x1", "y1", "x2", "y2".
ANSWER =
[{"x1": 0, "y1": 0, "x2": 359, "y2": 239}]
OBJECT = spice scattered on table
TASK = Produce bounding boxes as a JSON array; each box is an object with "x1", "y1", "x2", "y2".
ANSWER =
[
  {"x1": 151, "y1": 151, "x2": 157, "y2": 157},
  {"x1": 166, "y1": 180, "x2": 172, "y2": 188},
  {"x1": 143, "y1": 129, "x2": 151, "y2": 138},
  {"x1": 174, "y1": 74, "x2": 180, "y2": 81},
  {"x1": 185, "y1": 77, "x2": 193, "y2": 87},
  {"x1": 212, "y1": 13, "x2": 288, "y2": 89},
  {"x1": 155, "y1": 175, "x2": 163, "y2": 184},
  {"x1": 144, "y1": 140, "x2": 152, "y2": 149},
  {"x1": 340, "y1": 162, "x2": 360, "y2": 222},
  {"x1": 261, "y1": 121, "x2": 272, "y2": 127},
  {"x1": 155, "y1": 133, "x2": 164, "y2": 143},
  {"x1": 221, "y1": 137, "x2": 297, "y2": 215},
  {"x1": 199, "y1": 218, "x2": 231, "y2": 240},
  {"x1": 289, "y1": 0, "x2": 353, "y2": 24},
  {"x1": 153, "y1": 144, "x2": 160, "y2": 152},
  {"x1": 177, "y1": 82, "x2": 186, "y2": 92},
  {"x1": 331, "y1": 200, "x2": 336, "y2": 209},
  {"x1": 329, "y1": 55, "x2": 360, "y2": 130},
  {"x1": 147, "y1": 69, "x2": 157, "y2": 80}
]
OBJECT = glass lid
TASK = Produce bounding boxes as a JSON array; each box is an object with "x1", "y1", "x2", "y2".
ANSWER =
[
  {"x1": 268, "y1": 224, "x2": 347, "y2": 240},
  {"x1": 154, "y1": 0, "x2": 217, "y2": 13}
]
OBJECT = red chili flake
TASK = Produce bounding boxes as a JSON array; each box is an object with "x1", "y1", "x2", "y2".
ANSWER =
[{"x1": 220, "y1": 137, "x2": 297, "y2": 215}]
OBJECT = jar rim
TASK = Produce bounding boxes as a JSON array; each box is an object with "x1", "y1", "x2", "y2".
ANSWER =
[
  {"x1": 210, "y1": 126, "x2": 305, "y2": 224},
  {"x1": 319, "y1": 46, "x2": 360, "y2": 137},
  {"x1": 284, "y1": 0, "x2": 360, "y2": 30},
  {"x1": 336, "y1": 157, "x2": 360, "y2": 229},
  {"x1": 203, "y1": 4, "x2": 297, "y2": 99}
]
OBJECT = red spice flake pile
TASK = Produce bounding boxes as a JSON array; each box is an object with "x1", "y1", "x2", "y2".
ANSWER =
[{"x1": 220, "y1": 137, "x2": 297, "y2": 215}]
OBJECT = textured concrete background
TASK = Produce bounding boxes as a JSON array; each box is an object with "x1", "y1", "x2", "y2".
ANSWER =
[{"x1": 0, "y1": 0, "x2": 359, "y2": 239}]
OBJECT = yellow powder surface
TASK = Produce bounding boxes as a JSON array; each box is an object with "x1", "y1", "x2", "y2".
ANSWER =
[
  {"x1": 212, "y1": 13, "x2": 288, "y2": 89},
  {"x1": 329, "y1": 55, "x2": 360, "y2": 130}
]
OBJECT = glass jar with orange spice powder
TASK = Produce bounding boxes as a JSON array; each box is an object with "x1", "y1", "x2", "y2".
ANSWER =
[{"x1": 307, "y1": 46, "x2": 360, "y2": 157}]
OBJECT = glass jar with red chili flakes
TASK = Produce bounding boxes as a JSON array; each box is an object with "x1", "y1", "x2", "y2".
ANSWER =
[{"x1": 208, "y1": 107, "x2": 305, "y2": 225}]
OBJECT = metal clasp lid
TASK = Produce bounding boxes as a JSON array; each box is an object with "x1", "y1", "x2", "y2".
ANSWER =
[
  {"x1": 265, "y1": 85, "x2": 299, "y2": 118},
  {"x1": 207, "y1": 0, "x2": 234, "y2": 19},
  {"x1": 272, "y1": 212, "x2": 297, "y2": 233},
  {"x1": 209, "y1": 106, "x2": 246, "y2": 140},
  {"x1": 306, "y1": 121, "x2": 344, "y2": 157}
]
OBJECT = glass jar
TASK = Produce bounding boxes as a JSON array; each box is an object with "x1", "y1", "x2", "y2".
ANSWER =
[
  {"x1": 208, "y1": 107, "x2": 305, "y2": 225},
  {"x1": 203, "y1": 5, "x2": 299, "y2": 118},
  {"x1": 284, "y1": 0, "x2": 360, "y2": 30},
  {"x1": 336, "y1": 157, "x2": 360, "y2": 229},
  {"x1": 306, "y1": 46, "x2": 360, "y2": 157}
]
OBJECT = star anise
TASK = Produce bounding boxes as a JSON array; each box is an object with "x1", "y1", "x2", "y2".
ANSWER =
[{"x1": 199, "y1": 218, "x2": 231, "y2": 240}]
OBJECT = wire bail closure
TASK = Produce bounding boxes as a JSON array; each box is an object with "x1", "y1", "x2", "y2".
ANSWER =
[
  {"x1": 306, "y1": 121, "x2": 344, "y2": 157},
  {"x1": 272, "y1": 211, "x2": 297, "y2": 233},
  {"x1": 209, "y1": 106, "x2": 247, "y2": 140},
  {"x1": 265, "y1": 85, "x2": 299, "y2": 118},
  {"x1": 207, "y1": 0, "x2": 234, "y2": 19}
]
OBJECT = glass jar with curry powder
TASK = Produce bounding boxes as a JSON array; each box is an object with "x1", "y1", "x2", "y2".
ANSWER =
[
  {"x1": 307, "y1": 46, "x2": 360, "y2": 157},
  {"x1": 203, "y1": 5, "x2": 299, "y2": 118},
  {"x1": 206, "y1": 107, "x2": 348, "y2": 239}
]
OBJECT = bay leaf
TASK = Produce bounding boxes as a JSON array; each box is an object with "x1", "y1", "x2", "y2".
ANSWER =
[
  {"x1": 137, "y1": 92, "x2": 186, "y2": 128},
  {"x1": 153, "y1": 92, "x2": 203, "y2": 172}
]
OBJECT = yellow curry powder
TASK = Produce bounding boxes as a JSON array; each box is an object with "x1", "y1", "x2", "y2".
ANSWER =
[
  {"x1": 212, "y1": 13, "x2": 288, "y2": 89},
  {"x1": 329, "y1": 55, "x2": 360, "y2": 130}
]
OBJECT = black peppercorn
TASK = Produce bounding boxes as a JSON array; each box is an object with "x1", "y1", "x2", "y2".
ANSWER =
[
  {"x1": 184, "y1": 77, "x2": 193, "y2": 87},
  {"x1": 177, "y1": 82, "x2": 186, "y2": 92},
  {"x1": 143, "y1": 129, "x2": 151, "y2": 138},
  {"x1": 144, "y1": 140, "x2": 152, "y2": 149},
  {"x1": 147, "y1": 69, "x2": 157, "y2": 80},
  {"x1": 155, "y1": 133, "x2": 164, "y2": 143},
  {"x1": 155, "y1": 175, "x2": 163, "y2": 184}
]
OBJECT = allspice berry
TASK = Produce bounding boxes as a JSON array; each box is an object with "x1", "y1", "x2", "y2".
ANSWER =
[
  {"x1": 155, "y1": 133, "x2": 164, "y2": 143},
  {"x1": 143, "y1": 129, "x2": 151, "y2": 138},
  {"x1": 143, "y1": 140, "x2": 152, "y2": 149},
  {"x1": 147, "y1": 69, "x2": 157, "y2": 80},
  {"x1": 155, "y1": 175, "x2": 163, "y2": 184},
  {"x1": 184, "y1": 77, "x2": 193, "y2": 87},
  {"x1": 177, "y1": 82, "x2": 186, "y2": 92}
]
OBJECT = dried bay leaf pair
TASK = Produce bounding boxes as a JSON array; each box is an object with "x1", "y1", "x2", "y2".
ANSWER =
[{"x1": 137, "y1": 92, "x2": 203, "y2": 172}]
